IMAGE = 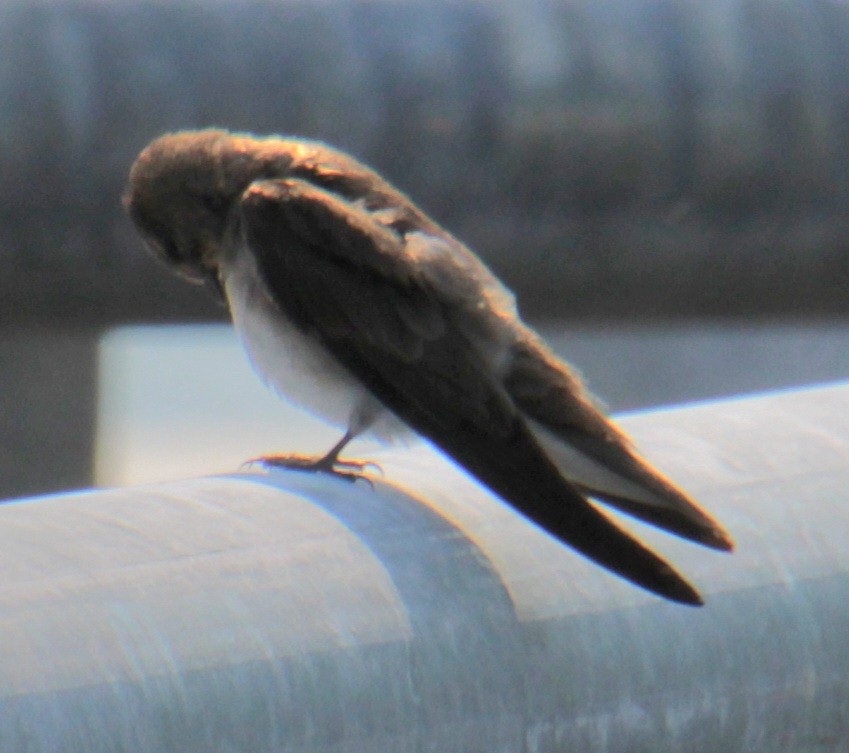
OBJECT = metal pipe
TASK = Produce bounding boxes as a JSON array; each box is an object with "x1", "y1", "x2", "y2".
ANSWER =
[{"x1": 2, "y1": 382, "x2": 848, "y2": 751}]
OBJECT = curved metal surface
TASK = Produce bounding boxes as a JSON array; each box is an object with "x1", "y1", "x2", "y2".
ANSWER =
[{"x1": 2, "y1": 383, "x2": 849, "y2": 751}]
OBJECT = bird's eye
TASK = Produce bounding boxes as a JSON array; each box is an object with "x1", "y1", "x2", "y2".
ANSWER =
[
  {"x1": 163, "y1": 239, "x2": 184, "y2": 262},
  {"x1": 141, "y1": 233, "x2": 181, "y2": 263},
  {"x1": 199, "y1": 194, "x2": 229, "y2": 214}
]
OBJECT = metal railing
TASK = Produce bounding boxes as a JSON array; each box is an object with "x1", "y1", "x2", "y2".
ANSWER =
[{"x1": 2, "y1": 382, "x2": 847, "y2": 751}]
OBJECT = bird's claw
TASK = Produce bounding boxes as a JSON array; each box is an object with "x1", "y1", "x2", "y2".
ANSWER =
[{"x1": 245, "y1": 452, "x2": 381, "y2": 485}]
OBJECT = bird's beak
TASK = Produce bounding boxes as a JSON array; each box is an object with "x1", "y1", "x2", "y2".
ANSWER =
[
  {"x1": 203, "y1": 267, "x2": 226, "y2": 301},
  {"x1": 175, "y1": 264, "x2": 225, "y2": 302}
]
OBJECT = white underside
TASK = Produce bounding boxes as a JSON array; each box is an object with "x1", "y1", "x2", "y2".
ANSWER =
[{"x1": 221, "y1": 249, "x2": 408, "y2": 442}]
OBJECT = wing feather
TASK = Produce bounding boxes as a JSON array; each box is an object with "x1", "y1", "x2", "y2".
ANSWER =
[
  {"x1": 506, "y1": 334, "x2": 734, "y2": 551},
  {"x1": 236, "y1": 178, "x2": 706, "y2": 604}
]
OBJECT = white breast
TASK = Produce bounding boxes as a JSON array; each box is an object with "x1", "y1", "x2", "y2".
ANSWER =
[{"x1": 222, "y1": 248, "x2": 366, "y2": 430}]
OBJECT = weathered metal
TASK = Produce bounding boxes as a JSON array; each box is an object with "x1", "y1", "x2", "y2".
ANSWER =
[{"x1": 1, "y1": 382, "x2": 847, "y2": 751}]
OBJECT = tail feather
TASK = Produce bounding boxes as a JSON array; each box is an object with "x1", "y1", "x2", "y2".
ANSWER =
[
  {"x1": 505, "y1": 333, "x2": 734, "y2": 553},
  {"x1": 528, "y1": 419, "x2": 734, "y2": 551},
  {"x1": 436, "y1": 418, "x2": 706, "y2": 606}
]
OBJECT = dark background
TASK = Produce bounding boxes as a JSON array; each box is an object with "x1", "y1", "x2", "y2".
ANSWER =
[{"x1": 3, "y1": 0, "x2": 849, "y2": 498}]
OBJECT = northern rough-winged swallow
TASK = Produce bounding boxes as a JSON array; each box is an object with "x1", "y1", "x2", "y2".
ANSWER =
[{"x1": 125, "y1": 129, "x2": 733, "y2": 605}]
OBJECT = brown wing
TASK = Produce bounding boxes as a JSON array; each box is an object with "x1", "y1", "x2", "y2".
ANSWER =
[
  {"x1": 236, "y1": 178, "x2": 705, "y2": 604},
  {"x1": 505, "y1": 333, "x2": 733, "y2": 551}
]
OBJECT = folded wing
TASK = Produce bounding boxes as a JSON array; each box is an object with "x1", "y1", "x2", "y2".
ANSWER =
[
  {"x1": 505, "y1": 334, "x2": 734, "y2": 551},
  {"x1": 238, "y1": 177, "x2": 712, "y2": 604}
]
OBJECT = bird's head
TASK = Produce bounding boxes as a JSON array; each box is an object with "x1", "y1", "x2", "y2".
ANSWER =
[{"x1": 124, "y1": 129, "x2": 291, "y2": 288}]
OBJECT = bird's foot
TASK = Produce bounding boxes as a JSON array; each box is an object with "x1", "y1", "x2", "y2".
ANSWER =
[{"x1": 245, "y1": 452, "x2": 382, "y2": 484}]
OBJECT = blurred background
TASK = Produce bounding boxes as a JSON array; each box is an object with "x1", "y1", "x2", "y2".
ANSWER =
[{"x1": 3, "y1": 0, "x2": 849, "y2": 498}]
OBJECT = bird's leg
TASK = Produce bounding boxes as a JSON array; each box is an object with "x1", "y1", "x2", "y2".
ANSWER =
[{"x1": 250, "y1": 429, "x2": 381, "y2": 482}]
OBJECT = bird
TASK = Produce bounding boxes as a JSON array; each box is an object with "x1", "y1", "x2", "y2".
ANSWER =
[{"x1": 125, "y1": 128, "x2": 733, "y2": 605}]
